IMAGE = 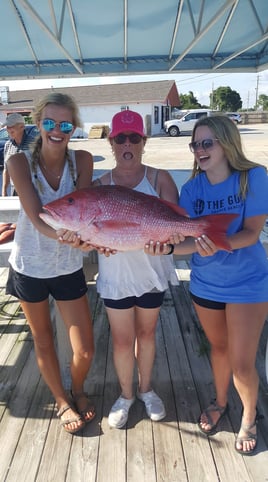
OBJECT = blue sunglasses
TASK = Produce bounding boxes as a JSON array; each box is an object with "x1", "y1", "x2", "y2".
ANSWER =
[{"x1": 41, "y1": 118, "x2": 74, "y2": 134}]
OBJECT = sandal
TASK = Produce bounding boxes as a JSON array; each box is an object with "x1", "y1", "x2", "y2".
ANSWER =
[
  {"x1": 57, "y1": 404, "x2": 85, "y2": 434},
  {"x1": 71, "y1": 391, "x2": 96, "y2": 423},
  {"x1": 235, "y1": 417, "x2": 258, "y2": 456},
  {"x1": 198, "y1": 401, "x2": 228, "y2": 435}
]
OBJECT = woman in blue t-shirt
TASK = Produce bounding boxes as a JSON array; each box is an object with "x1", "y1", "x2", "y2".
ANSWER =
[{"x1": 146, "y1": 114, "x2": 268, "y2": 456}]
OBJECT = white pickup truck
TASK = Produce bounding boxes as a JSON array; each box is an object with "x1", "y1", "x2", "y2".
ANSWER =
[{"x1": 164, "y1": 109, "x2": 217, "y2": 137}]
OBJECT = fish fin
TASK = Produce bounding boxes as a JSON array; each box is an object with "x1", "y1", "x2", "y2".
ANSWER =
[
  {"x1": 137, "y1": 191, "x2": 189, "y2": 217},
  {"x1": 159, "y1": 198, "x2": 189, "y2": 217},
  {"x1": 199, "y1": 213, "x2": 238, "y2": 251}
]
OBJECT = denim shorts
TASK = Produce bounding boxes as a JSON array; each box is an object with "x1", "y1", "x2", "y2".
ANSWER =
[
  {"x1": 190, "y1": 292, "x2": 226, "y2": 310},
  {"x1": 103, "y1": 291, "x2": 165, "y2": 309},
  {"x1": 6, "y1": 265, "x2": 88, "y2": 303}
]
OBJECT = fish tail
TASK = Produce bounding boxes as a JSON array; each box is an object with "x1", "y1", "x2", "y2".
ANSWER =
[{"x1": 198, "y1": 213, "x2": 237, "y2": 251}]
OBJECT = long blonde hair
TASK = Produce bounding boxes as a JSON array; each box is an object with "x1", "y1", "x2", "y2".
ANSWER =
[
  {"x1": 31, "y1": 92, "x2": 80, "y2": 192},
  {"x1": 190, "y1": 114, "x2": 264, "y2": 198}
]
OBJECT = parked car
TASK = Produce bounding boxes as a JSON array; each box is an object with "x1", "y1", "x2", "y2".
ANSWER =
[
  {"x1": 0, "y1": 124, "x2": 39, "y2": 169},
  {"x1": 164, "y1": 109, "x2": 217, "y2": 137},
  {"x1": 226, "y1": 112, "x2": 242, "y2": 124}
]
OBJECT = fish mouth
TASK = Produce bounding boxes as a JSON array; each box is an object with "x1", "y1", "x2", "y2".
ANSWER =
[{"x1": 39, "y1": 208, "x2": 64, "y2": 230}]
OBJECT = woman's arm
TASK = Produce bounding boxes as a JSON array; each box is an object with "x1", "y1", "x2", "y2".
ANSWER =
[
  {"x1": 155, "y1": 169, "x2": 179, "y2": 204},
  {"x1": 227, "y1": 214, "x2": 267, "y2": 249}
]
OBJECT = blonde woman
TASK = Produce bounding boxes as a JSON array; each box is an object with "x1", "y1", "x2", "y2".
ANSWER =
[{"x1": 6, "y1": 93, "x2": 95, "y2": 434}]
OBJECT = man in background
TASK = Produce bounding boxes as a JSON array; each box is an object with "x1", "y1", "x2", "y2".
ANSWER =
[{"x1": 2, "y1": 113, "x2": 34, "y2": 196}]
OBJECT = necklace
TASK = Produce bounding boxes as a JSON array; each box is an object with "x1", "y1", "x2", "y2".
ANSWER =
[{"x1": 40, "y1": 158, "x2": 64, "y2": 180}]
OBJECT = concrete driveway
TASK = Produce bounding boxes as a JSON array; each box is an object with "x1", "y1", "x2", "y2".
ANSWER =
[{"x1": 70, "y1": 123, "x2": 268, "y2": 172}]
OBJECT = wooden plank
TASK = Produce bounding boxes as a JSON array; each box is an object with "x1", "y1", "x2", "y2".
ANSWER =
[
  {"x1": 126, "y1": 309, "x2": 186, "y2": 482},
  {"x1": 66, "y1": 293, "x2": 109, "y2": 482},
  {"x1": 172, "y1": 260, "x2": 268, "y2": 481},
  {"x1": 0, "y1": 305, "x2": 27, "y2": 364},
  {"x1": 159, "y1": 290, "x2": 220, "y2": 481},
  {"x1": 0, "y1": 347, "x2": 41, "y2": 481},
  {"x1": 96, "y1": 317, "x2": 127, "y2": 482},
  {"x1": 4, "y1": 381, "x2": 54, "y2": 482}
]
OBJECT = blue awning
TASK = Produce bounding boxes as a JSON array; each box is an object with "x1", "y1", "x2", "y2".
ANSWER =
[{"x1": 1, "y1": 0, "x2": 267, "y2": 79}]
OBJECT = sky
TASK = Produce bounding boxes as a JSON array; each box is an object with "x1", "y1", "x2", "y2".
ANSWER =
[{"x1": 0, "y1": 70, "x2": 267, "y2": 110}]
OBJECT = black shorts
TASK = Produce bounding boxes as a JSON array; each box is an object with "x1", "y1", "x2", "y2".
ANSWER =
[
  {"x1": 103, "y1": 291, "x2": 165, "y2": 309},
  {"x1": 6, "y1": 265, "x2": 88, "y2": 303},
  {"x1": 190, "y1": 292, "x2": 226, "y2": 310}
]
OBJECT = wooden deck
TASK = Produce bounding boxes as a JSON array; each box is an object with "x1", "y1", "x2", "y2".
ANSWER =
[{"x1": 0, "y1": 257, "x2": 268, "y2": 482}]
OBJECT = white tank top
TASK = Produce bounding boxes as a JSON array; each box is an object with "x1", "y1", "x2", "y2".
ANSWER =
[
  {"x1": 96, "y1": 167, "x2": 178, "y2": 299},
  {"x1": 9, "y1": 150, "x2": 83, "y2": 278}
]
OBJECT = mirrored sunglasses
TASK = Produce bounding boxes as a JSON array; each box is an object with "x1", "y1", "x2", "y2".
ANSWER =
[
  {"x1": 113, "y1": 133, "x2": 143, "y2": 144},
  {"x1": 189, "y1": 138, "x2": 219, "y2": 153},
  {"x1": 42, "y1": 118, "x2": 74, "y2": 134}
]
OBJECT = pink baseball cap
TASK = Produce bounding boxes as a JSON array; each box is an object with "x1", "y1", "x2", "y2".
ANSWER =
[{"x1": 109, "y1": 110, "x2": 145, "y2": 138}]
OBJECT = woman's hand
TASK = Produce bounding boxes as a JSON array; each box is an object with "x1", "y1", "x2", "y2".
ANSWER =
[
  {"x1": 144, "y1": 240, "x2": 174, "y2": 256},
  {"x1": 56, "y1": 229, "x2": 117, "y2": 256},
  {"x1": 168, "y1": 233, "x2": 185, "y2": 244},
  {"x1": 56, "y1": 229, "x2": 82, "y2": 247},
  {"x1": 93, "y1": 246, "x2": 117, "y2": 257},
  {"x1": 195, "y1": 235, "x2": 218, "y2": 256}
]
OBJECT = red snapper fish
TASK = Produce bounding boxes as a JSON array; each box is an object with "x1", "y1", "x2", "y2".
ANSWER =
[
  {"x1": 0, "y1": 222, "x2": 16, "y2": 244},
  {"x1": 39, "y1": 185, "x2": 237, "y2": 251}
]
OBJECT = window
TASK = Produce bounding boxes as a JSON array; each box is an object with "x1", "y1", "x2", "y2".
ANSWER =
[{"x1": 154, "y1": 106, "x2": 159, "y2": 124}]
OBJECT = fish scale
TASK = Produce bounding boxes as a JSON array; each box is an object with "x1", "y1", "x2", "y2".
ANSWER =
[{"x1": 39, "y1": 184, "x2": 238, "y2": 252}]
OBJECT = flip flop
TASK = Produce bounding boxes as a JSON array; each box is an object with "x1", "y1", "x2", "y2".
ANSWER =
[
  {"x1": 71, "y1": 391, "x2": 96, "y2": 423},
  {"x1": 57, "y1": 404, "x2": 85, "y2": 434},
  {"x1": 235, "y1": 409, "x2": 262, "y2": 456},
  {"x1": 235, "y1": 419, "x2": 258, "y2": 455},
  {"x1": 198, "y1": 401, "x2": 228, "y2": 435}
]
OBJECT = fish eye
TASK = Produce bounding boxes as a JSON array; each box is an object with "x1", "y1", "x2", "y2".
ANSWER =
[{"x1": 67, "y1": 197, "x2": 74, "y2": 204}]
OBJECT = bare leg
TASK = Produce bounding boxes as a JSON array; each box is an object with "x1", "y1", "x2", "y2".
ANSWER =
[
  {"x1": 57, "y1": 294, "x2": 95, "y2": 420},
  {"x1": 20, "y1": 299, "x2": 84, "y2": 432},
  {"x1": 227, "y1": 302, "x2": 268, "y2": 453},
  {"x1": 193, "y1": 303, "x2": 231, "y2": 431},
  {"x1": 134, "y1": 306, "x2": 160, "y2": 393},
  {"x1": 106, "y1": 306, "x2": 136, "y2": 400}
]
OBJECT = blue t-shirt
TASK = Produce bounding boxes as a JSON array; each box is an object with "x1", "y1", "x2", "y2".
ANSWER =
[{"x1": 179, "y1": 166, "x2": 268, "y2": 303}]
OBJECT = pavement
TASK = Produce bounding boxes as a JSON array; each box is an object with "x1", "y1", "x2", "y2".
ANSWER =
[{"x1": 69, "y1": 123, "x2": 268, "y2": 172}]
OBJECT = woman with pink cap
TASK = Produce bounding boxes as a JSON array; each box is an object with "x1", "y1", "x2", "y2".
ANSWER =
[{"x1": 92, "y1": 110, "x2": 180, "y2": 428}]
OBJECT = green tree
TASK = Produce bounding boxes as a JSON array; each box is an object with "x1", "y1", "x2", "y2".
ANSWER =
[
  {"x1": 210, "y1": 86, "x2": 242, "y2": 111},
  {"x1": 257, "y1": 94, "x2": 268, "y2": 110},
  {"x1": 179, "y1": 91, "x2": 201, "y2": 109}
]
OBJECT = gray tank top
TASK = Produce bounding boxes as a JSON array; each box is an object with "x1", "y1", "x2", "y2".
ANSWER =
[{"x1": 9, "y1": 150, "x2": 83, "y2": 278}]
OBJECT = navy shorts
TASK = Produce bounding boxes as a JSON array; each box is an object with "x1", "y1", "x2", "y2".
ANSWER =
[
  {"x1": 6, "y1": 265, "x2": 88, "y2": 303},
  {"x1": 190, "y1": 292, "x2": 226, "y2": 310},
  {"x1": 103, "y1": 291, "x2": 165, "y2": 309}
]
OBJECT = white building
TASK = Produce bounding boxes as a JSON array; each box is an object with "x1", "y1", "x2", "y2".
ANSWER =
[{"x1": 0, "y1": 80, "x2": 180, "y2": 137}]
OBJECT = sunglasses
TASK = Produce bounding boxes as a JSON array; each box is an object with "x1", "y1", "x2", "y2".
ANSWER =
[
  {"x1": 41, "y1": 118, "x2": 74, "y2": 134},
  {"x1": 189, "y1": 138, "x2": 219, "y2": 153},
  {"x1": 113, "y1": 133, "x2": 143, "y2": 144}
]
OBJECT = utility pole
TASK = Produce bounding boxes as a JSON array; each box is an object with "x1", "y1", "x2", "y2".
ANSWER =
[
  {"x1": 255, "y1": 74, "x2": 259, "y2": 110},
  {"x1": 211, "y1": 82, "x2": 214, "y2": 109}
]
